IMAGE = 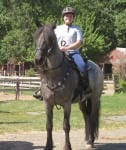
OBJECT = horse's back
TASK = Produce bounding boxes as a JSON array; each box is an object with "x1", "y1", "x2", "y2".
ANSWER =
[{"x1": 87, "y1": 60, "x2": 103, "y2": 95}]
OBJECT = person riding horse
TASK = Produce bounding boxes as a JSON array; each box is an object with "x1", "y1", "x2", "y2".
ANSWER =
[
  {"x1": 33, "y1": 6, "x2": 89, "y2": 100},
  {"x1": 34, "y1": 17, "x2": 103, "y2": 149}
]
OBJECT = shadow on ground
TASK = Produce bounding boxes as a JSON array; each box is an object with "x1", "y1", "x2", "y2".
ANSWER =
[
  {"x1": 0, "y1": 141, "x2": 126, "y2": 150},
  {"x1": 0, "y1": 141, "x2": 43, "y2": 150},
  {"x1": 95, "y1": 143, "x2": 126, "y2": 150}
]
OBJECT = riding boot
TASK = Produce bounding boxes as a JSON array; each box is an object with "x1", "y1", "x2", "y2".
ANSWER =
[
  {"x1": 80, "y1": 71, "x2": 90, "y2": 93},
  {"x1": 33, "y1": 88, "x2": 43, "y2": 101}
]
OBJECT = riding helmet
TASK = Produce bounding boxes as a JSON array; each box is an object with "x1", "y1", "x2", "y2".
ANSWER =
[{"x1": 62, "y1": 6, "x2": 75, "y2": 17}]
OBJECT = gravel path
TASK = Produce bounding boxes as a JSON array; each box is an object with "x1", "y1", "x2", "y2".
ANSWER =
[{"x1": 0, "y1": 129, "x2": 126, "y2": 150}]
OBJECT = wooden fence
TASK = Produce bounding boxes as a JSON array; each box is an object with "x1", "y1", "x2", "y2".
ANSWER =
[
  {"x1": 0, "y1": 76, "x2": 41, "y2": 100},
  {"x1": 103, "y1": 80, "x2": 115, "y2": 95},
  {"x1": 0, "y1": 76, "x2": 40, "y2": 88},
  {"x1": 0, "y1": 76, "x2": 116, "y2": 100}
]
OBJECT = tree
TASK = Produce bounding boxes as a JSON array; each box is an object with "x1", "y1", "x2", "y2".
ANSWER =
[
  {"x1": 114, "y1": 0, "x2": 126, "y2": 47},
  {"x1": 75, "y1": 0, "x2": 116, "y2": 61},
  {"x1": 0, "y1": 0, "x2": 125, "y2": 64},
  {"x1": 76, "y1": 14, "x2": 105, "y2": 61}
]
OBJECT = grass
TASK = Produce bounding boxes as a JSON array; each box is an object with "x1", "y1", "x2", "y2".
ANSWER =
[
  {"x1": 0, "y1": 93, "x2": 126, "y2": 134},
  {"x1": 100, "y1": 93, "x2": 126, "y2": 129},
  {"x1": 0, "y1": 88, "x2": 37, "y2": 95},
  {"x1": 101, "y1": 93, "x2": 126, "y2": 115}
]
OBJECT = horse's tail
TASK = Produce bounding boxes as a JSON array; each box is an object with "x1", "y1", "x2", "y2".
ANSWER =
[
  {"x1": 92, "y1": 97, "x2": 100, "y2": 139},
  {"x1": 89, "y1": 96, "x2": 101, "y2": 139},
  {"x1": 83, "y1": 96, "x2": 101, "y2": 141}
]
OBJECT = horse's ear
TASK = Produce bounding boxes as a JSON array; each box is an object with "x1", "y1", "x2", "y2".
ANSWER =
[
  {"x1": 35, "y1": 19, "x2": 43, "y2": 28},
  {"x1": 51, "y1": 21, "x2": 57, "y2": 29}
]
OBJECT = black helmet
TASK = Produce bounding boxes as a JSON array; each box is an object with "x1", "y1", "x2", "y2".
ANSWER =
[{"x1": 62, "y1": 6, "x2": 75, "y2": 16}]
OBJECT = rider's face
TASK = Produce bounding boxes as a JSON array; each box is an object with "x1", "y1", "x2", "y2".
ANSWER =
[{"x1": 63, "y1": 13, "x2": 74, "y2": 25}]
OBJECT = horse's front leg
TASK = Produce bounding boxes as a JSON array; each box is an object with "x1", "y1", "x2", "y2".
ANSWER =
[
  {"x1": 63, "y1": 103, "x2": 72, "y2": 150},
  {"x1": 45, "y1": 104, "x2": 54, "y2": 150}
]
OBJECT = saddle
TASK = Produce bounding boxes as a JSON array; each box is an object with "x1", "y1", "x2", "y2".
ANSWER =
[{"x1": 65, "y1": 54, "x2": 91, "y2": 101}]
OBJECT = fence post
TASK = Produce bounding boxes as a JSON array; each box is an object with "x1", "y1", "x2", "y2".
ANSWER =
[{"x1": 15, "y1": 78, "x2": 20, "y2": 100}]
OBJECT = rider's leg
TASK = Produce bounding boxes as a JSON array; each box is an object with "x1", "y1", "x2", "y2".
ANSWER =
[
  {"x1": 70, "y1": 52, "x2": 87, "y2": 75},
  {"x1": 70, "y1": 52, "x2": 89, "y2": 89}
]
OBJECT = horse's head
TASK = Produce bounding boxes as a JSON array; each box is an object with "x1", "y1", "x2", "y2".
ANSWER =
[{"x1": 34, "y1": 22, "x2": 57, "y2": 67}]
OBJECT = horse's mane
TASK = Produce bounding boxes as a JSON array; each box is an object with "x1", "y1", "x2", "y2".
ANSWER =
[{"x1": 34, "y1": 24, "x2": 57, "y2": 48}]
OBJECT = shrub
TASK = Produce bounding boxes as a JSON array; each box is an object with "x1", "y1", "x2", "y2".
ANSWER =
[
  {"x1": 118, "y1": 79, "x2": 126, "y2": 93},
  {"x1": 25, "y1": 68, "x2": 36, "y2": 77}
]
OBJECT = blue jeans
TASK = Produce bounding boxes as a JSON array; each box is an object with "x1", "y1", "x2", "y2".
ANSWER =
[{"x1": 68, "y1": 51, "x2": 86, "y2": 73}]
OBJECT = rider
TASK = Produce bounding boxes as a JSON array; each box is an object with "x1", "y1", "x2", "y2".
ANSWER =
[
  {"x1": 55, "y1": 6, "x2": 87, "y2": 81},
  {"x1": 33, "y1": 6, "x2": 88, "y2": 100}
]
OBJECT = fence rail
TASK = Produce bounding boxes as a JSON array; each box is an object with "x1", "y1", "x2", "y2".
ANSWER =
[
  {"x1": 0, "y1": 76, "x2": 41, "y2": 99},
  {"x1": 103, "y1": 80, "x2": 115, "y2": 95},
  {"x1": 0, "y1": 76, "x2": 40, "y2": 81},
  {"x1": 0, "y1": 76, "x2": 116, "y2": 100},
  {"x1": 0, "y1": 76, "x2": 41, "y2": 91}
]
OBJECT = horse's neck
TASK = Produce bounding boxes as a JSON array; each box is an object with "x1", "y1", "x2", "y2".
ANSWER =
[
  {"x1": 47, "y1": 49, "x2": 63, "y2": 69},
  {"x1": 43, "y1": 48, "x2": 65, "y2": 79}
]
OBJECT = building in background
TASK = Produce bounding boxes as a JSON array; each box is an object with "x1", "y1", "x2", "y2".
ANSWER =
[{"x1": 99, "y1": 48, "x2": 126, "y2": 80}]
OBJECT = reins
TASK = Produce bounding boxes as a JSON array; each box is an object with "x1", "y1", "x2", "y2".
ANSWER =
[
  {"x1": 35, "y1": 26, "x2": 71, "y2": 110},
  {"x1": 43, "y1": 54, "x2": 71, "y2": 110},
  {"x1": 41, "y1": 54, "x2": 64, "y2": 72}
]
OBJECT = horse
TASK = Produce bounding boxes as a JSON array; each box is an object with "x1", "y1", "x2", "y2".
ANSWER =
[{"x1": 34, "y1": 22, "x2": 103, "y2": 150}]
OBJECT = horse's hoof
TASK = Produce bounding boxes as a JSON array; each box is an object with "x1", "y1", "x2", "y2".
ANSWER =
[
  {"x1": 44, "y1": 146, "x2": 53, "y2": 150},
  {"x1": 44, "y1": 148, "x2": 52, "y2": 150},
  {"x1": 64, "y1": 144, "x2": 72, "y2": 150},
  {"x1": 85, "y1": 143, "x2": 93, "y2": 149}
]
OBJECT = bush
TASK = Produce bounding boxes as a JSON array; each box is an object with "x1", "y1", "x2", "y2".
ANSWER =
[
  {"x1": 118, "y1": 79, "x2": 126, "y2": 93},
  {"x1": 25, "y1": 68, "x2": 36, "y2": 77}
]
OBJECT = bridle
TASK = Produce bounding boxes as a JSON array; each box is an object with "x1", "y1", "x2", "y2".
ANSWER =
[
  {"x1": 35, "y1": 30, "x2": 64, "y2": 72},
  {"x1": 38, "y1": 51, "x2": 64, "y2": 72}
]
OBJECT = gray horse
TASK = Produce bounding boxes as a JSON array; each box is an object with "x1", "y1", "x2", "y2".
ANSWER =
[{"x1": 34, "y1": 22, "x2": 103, "y2": 150}]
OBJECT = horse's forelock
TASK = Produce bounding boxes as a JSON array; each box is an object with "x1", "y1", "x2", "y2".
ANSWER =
[
  {"x1": 43, "y1": 25, "x2": 57, "y2": 46},
  {"x1": 34, "y1": 27, "x2": 44, "y2": 41},
  {"x1": 35, "y1": 24, "x2": 58, "y2": 52}
]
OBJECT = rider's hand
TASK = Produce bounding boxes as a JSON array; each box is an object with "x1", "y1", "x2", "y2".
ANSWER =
[{"x1": 60, "y1": 46, "x2": 69, "y2": 51}]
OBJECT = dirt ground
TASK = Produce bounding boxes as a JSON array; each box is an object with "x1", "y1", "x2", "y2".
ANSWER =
[
  {"x1": 0, "y1": 93, "x2": 126, "y2": 150},
  {"x1": 0, "y1": 92, "x2": 35, "y2": 101},
  {"x1": 0, "y1": 129, "x2": 126, "y2": 150}
]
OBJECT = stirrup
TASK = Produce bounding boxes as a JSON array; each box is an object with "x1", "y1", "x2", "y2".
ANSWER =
[{"x1": 33, "y1": 93, "x2": 43, "y2": 100}]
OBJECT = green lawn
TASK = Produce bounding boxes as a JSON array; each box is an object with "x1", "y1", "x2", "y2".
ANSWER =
[
  {"x1": 100, "y1": 93, "x2": 126, "y2": 129},
  {"x1": 0, "y1": 93, "x2": 126, "y2": 134}
]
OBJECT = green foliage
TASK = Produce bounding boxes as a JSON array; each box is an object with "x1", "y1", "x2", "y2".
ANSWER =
[
  {"x1": 1, "y1": 30, "x2": 25, "y2": 61},
  {"x1": 114, "y1": 9, "x2": 126, "y2": 47},
  {"x1": 0, "y1": 0, "x2": 125, "y2": 64},
  {"x1": 118, "y1": 79, "x2": 126, "y2": 93},
  {"x1": 76, "y1": 14, "x2": 106, "y2": 61},
  {"x1": 25, "y1": 68, "x2": 36, "y2": 77}
]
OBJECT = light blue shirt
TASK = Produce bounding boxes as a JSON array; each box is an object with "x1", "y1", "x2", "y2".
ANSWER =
[{"x1": 54, "y1": 24, "x2": 83, "y2": 53}]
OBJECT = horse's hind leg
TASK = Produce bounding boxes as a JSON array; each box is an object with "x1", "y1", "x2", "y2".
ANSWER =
[
  {"x1": 79, "y1": 96, "x2": 100, "y2": 149},
  {"x1": 45, "y1": 104, "x2": 54, "y2": 150},
  {"x1": 63, "y1": 103, "x2": 72, "y2": 150},
  {"x1": 79, "y1": 99, "x2": 94, "y2": 148}
]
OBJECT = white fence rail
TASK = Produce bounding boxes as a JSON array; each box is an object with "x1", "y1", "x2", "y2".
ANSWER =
[
  {"x1": 0, "y1": 76, "x2": 41, "y2": 100},
  {"x1": 0, "y1": 76, "x2": 116, "y2": 99},
  {"x1": 103, "y1": 80, "x2": 115, "y2": 95},
  {"x1": 0, "y1": 76, "x2": 41, "y2": 89}
]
